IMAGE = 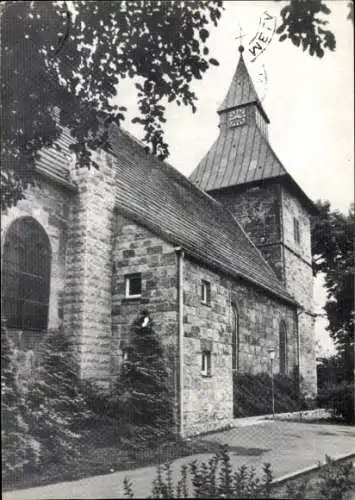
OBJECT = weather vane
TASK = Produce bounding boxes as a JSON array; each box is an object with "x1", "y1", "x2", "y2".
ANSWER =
[{"x1": 235, "y1": 26, "x2": 247, "y2": 52}]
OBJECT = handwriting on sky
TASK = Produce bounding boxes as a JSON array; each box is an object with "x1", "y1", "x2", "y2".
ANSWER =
[{"x1": 248, "y1": 11, "x2": 276, "y2": 62}]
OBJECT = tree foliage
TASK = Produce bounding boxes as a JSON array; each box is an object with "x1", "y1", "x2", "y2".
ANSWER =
[
  {"x1": 1, "y1": 1, "x2": 353, "y2": 210},
  {"x1": 1, "y1": 320, "x2": 40, "y2": 480},
  {"x1": 1, "y1": 0, "x2": 223, "y2": 209},
  {"x1": 25, "y1": 328, "x2": 91, "y2": 468},
  {"x1": 114, "y1": 311, "x2": 174, "y2": 442},
  {"x1": 311, "y1": 201, "x2": 354, "y2": 353}
]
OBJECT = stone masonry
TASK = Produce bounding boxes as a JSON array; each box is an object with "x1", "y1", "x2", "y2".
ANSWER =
[
  {"x1": 111, "y1": 214, "x2": 180, "y2": 427},
  {"x1": 1, "y1": 178, "x2": 72, "y2": 341},
  {"x1": 63, "y1": 150, "x2": 116, "y2": 387},
  {"x1": 281, "y1": 187, "x2": 317, "y2": 396},
  {"x1": 211, "y1": 183, "x2": 284, "y2": 282},
  {"x1": 211, "y1": 181, "x2": 317, "y2": 397},
  {"x1": 182, "y1": 257, "x2": 298, "y2": 436}
]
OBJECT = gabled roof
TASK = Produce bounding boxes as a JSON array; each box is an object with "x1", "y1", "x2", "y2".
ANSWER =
[
  {"x1": 30, "y1": 119, "x2": 293, "y2": 303},
  {"x1": 108, "y1": 126, "x2": 295, "y2": 305}
]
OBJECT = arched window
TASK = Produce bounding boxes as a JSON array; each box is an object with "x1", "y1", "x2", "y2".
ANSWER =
[
  {"x1": 279, "y1": 321, "x2": 288, "y2": 374},
  {"x1": 232, "y1": 305, "x2": 240, "y2": 372},
  {"x1": 1, "y1": 217, "x2": 51, "y2": 331}
]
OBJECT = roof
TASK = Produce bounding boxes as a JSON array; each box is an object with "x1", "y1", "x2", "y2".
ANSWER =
[
  {"x1": 189, "y1": 122, "x2": 287, "y2": 191},
  {"x1": 35, "y1": 126, "x2": 76, "y2": 190},
  {"x1": 30, "y1": 118, "x2": 293, "y2": 303},
  {"x1": 108, "y1": 126, "x2": 295, "y2": 305},
  {"x1": 217, "y1": 49, "x2": 269, "y2": 122}
]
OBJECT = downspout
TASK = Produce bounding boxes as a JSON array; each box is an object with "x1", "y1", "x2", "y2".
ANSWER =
[
  {"x1": 175, "y1": 247, "x2": 185, "y2": 438},
  {"x1": 296, "y1": 307, "x2": 303, "y2": 408}
]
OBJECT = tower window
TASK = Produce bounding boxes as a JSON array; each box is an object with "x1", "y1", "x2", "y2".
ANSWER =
[
  {"x1": 293, "y1": 217, "x2": 300, "y2": 244},
  {"x1": 125, "y1": 273, "x2": 142, "y2": 298},
  {"x1": 1, "y1": 217, "x2": 51, "y2": 331},
  {"x1": 201, "y1": 350, "x2": 212, "y2": 376},
  {"x1": 201, "y1": 280, "x2": 211, "y2": 305}
]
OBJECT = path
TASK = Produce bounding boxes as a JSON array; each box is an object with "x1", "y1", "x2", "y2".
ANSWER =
[{"x1": 3, "y1": 420, "x2": 355, "y2": 499}]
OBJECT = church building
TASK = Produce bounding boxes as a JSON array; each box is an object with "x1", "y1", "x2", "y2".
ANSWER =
[{"x1": 1, "y1": 47, "x2": 317, "y2": 436}]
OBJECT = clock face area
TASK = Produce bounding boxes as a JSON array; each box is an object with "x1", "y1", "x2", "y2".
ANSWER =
[{"x1": 228, "y1": 108, "x2": 246, "y2": 128}]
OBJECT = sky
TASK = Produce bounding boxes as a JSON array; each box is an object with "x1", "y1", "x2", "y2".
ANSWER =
[{"x1": 117, "y1": 0, "x2": 354, "y2": 356}]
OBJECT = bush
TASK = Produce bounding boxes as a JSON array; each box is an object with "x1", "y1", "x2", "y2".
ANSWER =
[
  {"x1": 1, "y1": 320, "x2": 40, "y2": 481},
  {"x1": 233, "y1": 370, "x2": 309, "y2": 417},
  {"x1": 123, "y1": 444, "x2": 273, "y2": 498},
  {"x1": 24, "y1": 327, "x2": 92, "y2": 469},
  {"x1": 317, "y1": 382, "x2": 354, "y2": 424},
  {"x1": 319, "y1": 455, "x2": 353, "y2": 500},
  {"x1": 123, "y1": 446, "x2": 354, "y2": 499},
  {"x1": 111, "y1": 312, "x2": 175, "y2": 445}
]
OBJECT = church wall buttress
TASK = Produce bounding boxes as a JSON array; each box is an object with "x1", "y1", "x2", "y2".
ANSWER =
[{"x1": 63, "y1": 150, "x2": 116, "y2": 388}]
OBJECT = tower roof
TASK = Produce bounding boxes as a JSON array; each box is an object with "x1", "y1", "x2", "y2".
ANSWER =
[
  {"x1": 217, "y1": 47, "x2": 267, "y2": 120},
  {"x1": 190, "y1": 48, "x2": 317, "y2": 215}
]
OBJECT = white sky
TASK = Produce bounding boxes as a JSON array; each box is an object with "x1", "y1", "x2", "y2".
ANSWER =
[{"x1": 117, "y1": 0, "x2": 354, "y2": 356}]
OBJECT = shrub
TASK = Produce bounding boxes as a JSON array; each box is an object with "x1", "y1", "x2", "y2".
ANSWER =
[
  {"x1": 233, "y1": 370, "x2": 308, "y2": 417},
  {"x1": 1, "y1": 320, "x2": 40, "y2": 481},
  {"x1": 123, "y1": 444, "x2": 273, "y2": 498},
  {"x1": 111, "y1": 312, "x2": 175, "y2": 445},
  {"x1": 123, "y1": 447, "x2": 354, "y2": 499},
  {"x1": 24, "y1": 327, "x2": 92, "y2": 469},
  {"x1": 317, "y1": 382, "x2": 355, "y2": 424},
  {"x1": 318, "y1": 455, "x2": 353, "y2": 500}
]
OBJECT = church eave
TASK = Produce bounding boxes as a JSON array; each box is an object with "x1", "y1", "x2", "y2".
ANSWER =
[{"x1": 35, "y1": 165, "x2": 78, "y2": 192}]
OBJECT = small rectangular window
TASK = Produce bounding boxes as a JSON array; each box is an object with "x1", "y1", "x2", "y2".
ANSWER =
[
  {"x1": 125, "y1": 273, "x2": 142, "y2": 298},
  {"x1": 293, "y1": 217, "x2": 300, "y2": 244},
  {"x1": 201, "y1": 280, "x2": 211, "y2": 305},
  {"x1": 201, "y1": 350, "x2": 212, "y2": 376}
]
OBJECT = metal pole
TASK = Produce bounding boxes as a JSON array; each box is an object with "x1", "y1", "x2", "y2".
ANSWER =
[{"x1": 271, "y1": 358, "x2": 275, "y2": 417}]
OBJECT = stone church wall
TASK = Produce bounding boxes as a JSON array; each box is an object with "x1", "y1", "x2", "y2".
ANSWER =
[
  {"x1": 211, "y1": 184, "x2": 284, "y2": 281},
  {"x1": 111, "y1": 215, "x2": 179, "y2": 422},
  {"x1": 281, "y1": 187, "x2": 317, "y2": 396},
  {"x1": 1, "y1": 178, "x2": 72, "y2": 339},
  {"x1": 182, "y1": 257, "x2": 298, "y2": 436}
]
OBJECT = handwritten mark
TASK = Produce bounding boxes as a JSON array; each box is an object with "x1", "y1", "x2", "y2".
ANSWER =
[{"x1": 248, "y1": 11, "x2": 276, "y2": 62}]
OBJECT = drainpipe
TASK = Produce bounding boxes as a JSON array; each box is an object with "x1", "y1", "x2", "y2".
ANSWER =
[
  {"x1": 296, "y1": 307, "x2": 303, "y2": 408},
  {"x1": 175, "y1": 247, "x2": 185, "y2": 438}
]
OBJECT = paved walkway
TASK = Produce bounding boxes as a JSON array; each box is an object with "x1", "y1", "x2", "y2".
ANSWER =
[{"x1": 4, "y1": 421, "x2": 355, "y2": 499}]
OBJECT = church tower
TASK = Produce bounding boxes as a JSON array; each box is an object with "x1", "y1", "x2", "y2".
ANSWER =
[{"x1": 190, "y1": 46, "x2": 318, "y2": 395}]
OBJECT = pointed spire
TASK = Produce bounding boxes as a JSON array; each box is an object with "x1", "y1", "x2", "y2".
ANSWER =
[{"x1": 217, "y1": 48, "x2": 261, "y2": 114}]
